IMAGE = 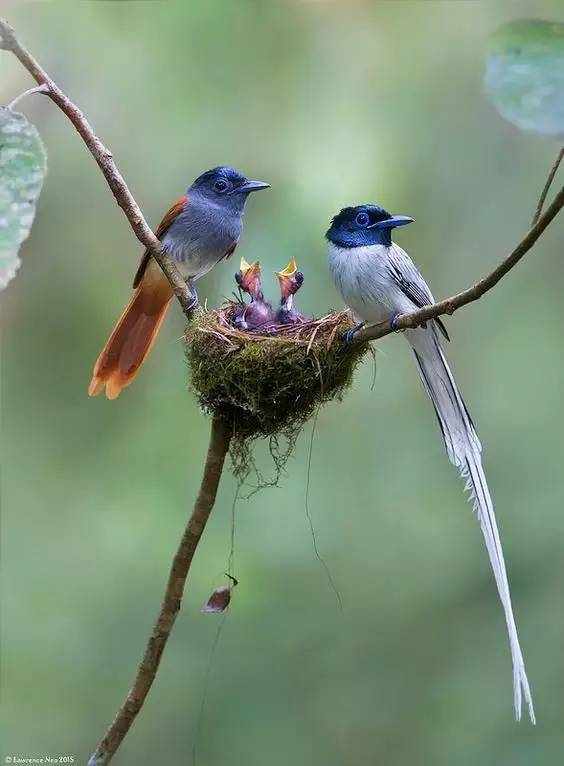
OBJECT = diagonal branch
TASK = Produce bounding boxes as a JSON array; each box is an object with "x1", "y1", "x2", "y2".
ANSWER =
[
  {"x1": 531, "y1": 146, "x2": 564, "y2": 227},
  {"x1": 1, "y1": 17, "x2": 229, "y2": 765},
  {"x1": 353, "y1": 184, "x2": 563, "y2": 345},
  {"x1": 0, "y1": 17, "x2": 193, "y2": 314},
  {"x1": 88, "y1": 415, "x2": 232, "y2": 766},
  {"x1": 2, "y1": 15, "x2": 561, "y2": 348}
]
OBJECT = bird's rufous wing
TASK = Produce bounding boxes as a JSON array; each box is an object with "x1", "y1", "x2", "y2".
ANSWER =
[{"x1": 133, "y1": 194, "x2": 188, "y2": 288}]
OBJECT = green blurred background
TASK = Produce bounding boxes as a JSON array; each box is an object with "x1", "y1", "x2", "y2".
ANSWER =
[{"x1": 2, "y1": 1, "x2": 563, "y2": 764}]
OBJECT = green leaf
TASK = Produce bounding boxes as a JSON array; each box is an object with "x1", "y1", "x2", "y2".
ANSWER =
[
  {"x1": 484, "y1": 19, "x2": 564, "y2": 137},
  {"x1": 0, "y1": 108, "x2": 47, "y2": 290}
]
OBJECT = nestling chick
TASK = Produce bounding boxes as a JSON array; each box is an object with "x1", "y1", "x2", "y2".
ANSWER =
[
  {"x1": 274, "y1": 258, "x2": 308, "y2": 324},
  {"x1": 233, "y1": 257, "x2": 274, "y2": 330}
]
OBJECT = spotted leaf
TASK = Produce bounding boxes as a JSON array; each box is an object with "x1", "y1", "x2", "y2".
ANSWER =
[{"x1": 0, "y1": 108, "x2": 47, "y2": 290}]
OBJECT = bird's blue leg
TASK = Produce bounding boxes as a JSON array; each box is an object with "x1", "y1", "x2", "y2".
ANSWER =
[
  {"x1": 342, "y1": 322, "x2": 365, "y2": 345},
  {"x1": 187, "y1": 282, "x2": 199, "y2": 311},
  {"x1": 390, "y1": 313, "x2": 403, "y2": 332}
]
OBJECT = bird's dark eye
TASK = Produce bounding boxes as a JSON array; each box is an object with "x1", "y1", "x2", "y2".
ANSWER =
[
  {"x1": 214, "y1": 179, "x2": 229, "y2": 193},
  {"x1": 355, "y1": 211, "x2": 370, "y2": 227}
]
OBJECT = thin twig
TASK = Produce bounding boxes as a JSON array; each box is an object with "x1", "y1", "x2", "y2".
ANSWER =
[
  {"x1": 227, "y1": 482, "x2": 240, "y2": 577},
  {"x1": 304, "y1": 407, "x2": 344, "y2": 611},
  {"x1": 5, "y1": 82, "x2": 48, "y2": 110},
  {"x1": 191, "y1": 613, "x2": 229, "y2": 766},
  {"x1": 192, "y1": 480, "x2": 239, "y2": 765},
  {"x1": 0, "y1": 17, "x2": 193, "y2": 314},
  {"x1": 353, "y1": 185, "x2": 563, "y2": 345},
  {"x1": 87, "y1": 415, "x2": 232, "y2": 766},
  {"x1": 531, "y1": 146, "x2": 564, "y2": 227}
]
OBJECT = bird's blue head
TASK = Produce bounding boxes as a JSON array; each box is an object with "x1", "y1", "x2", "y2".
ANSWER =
[
  {"x1": 326, "y1": 204, "x2": 414, "y2": 248},
  {"x1": 189, "y1": 167, "x2": 270, "y2": 214}
]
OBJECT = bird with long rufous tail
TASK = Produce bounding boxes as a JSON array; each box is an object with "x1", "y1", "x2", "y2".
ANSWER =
[{"x1": 88, "y1": 167, "x2": 269, "y2": 399}]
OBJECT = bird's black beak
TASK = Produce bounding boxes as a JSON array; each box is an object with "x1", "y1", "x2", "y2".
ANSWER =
[
  {"x1": 374, "y1": 215, "x2": 414, "y2": 230},
  {"x1": 238, "y1": 180, "x2": 271, "y2": 193}
]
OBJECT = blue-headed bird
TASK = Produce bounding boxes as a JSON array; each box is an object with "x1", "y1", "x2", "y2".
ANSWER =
[{"x1": 327, "y1": 203, "x2": 535, "y2": 724}]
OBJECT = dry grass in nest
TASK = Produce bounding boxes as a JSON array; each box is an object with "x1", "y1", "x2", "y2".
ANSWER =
[{"x1": 184, "y1": 303, "x2": 371, "y2": 442}]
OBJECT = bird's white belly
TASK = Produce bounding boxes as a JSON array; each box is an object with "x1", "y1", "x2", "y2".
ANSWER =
[{"x1": 328, "y1": 244, "x2": 410, "y2": 323}]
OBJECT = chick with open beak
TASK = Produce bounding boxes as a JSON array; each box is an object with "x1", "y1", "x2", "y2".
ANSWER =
[
  {"x1": 274, "y1": 258, "x2": 307, "y2": 324},
  {"x1": 233, "y1": 257, "x2": 274, "y2": 330}
]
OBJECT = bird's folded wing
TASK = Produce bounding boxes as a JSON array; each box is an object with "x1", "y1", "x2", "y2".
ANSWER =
[
  {"x1": 387, "y1": 244, "x2": 450, "y2": 341},
  {"x1": 133, "y1": 194, "x2": 189, "y2": 288}
]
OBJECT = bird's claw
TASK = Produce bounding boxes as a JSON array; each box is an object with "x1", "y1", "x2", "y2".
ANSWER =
[
  {"x1": 342, "y1": 322, "x2": 365, "y2": 345},
  {"x1": 187, "y1": 286, "x2": 199, "y2": 312},
  {"x1": 390, "y1": 313, "x2": 403, "y2": 332}
]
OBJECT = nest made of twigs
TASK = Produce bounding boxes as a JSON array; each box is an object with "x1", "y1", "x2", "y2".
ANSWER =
[{"x1": 184, "y1": 304, "x2": 370, "y2": 440}]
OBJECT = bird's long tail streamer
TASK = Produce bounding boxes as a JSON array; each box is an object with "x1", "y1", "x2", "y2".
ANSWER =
[
  {"x1": 88, "y1": 261, "x2": 173, "y2": 399},
  {"x1": 407, "y1": 325, "x2": 535, "y2": 723}
]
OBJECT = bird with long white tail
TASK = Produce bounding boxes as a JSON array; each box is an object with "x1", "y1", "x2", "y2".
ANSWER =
[{"x1": 326, "y1": 203, "x2": 535, "y2": 723}]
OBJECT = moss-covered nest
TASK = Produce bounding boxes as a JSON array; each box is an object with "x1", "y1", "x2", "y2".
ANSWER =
[{"x1": 184, "y1": 304, "x2": 370, "y2": 441}]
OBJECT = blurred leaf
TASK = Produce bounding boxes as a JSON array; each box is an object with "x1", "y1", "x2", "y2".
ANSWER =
[
  {"x1": 0, "y1": 108, "x2": 47, "y2": 290},
  {"x1": 484, "y1": 19, "x2": 564, "y2": 137}
]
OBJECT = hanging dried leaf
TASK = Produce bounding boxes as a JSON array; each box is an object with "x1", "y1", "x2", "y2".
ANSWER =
[
  {"x1": 203, "y1": 586, "x2": 232, "y2": 614},
  {"x1": 203, "y1": 575, "x2": 239, "y2": 614}
]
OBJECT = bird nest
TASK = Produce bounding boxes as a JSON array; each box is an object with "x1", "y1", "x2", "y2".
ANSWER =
[{"x1": 184, "y1": 304, "x2": 370, "y2": 442}]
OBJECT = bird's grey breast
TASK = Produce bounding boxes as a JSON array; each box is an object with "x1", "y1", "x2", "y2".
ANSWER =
[{"x1": 163, "y1": 200, "x2": 242, "y2": 280}]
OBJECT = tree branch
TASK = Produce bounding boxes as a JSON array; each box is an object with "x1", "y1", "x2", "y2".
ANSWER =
[
  {"x1": 3, "y1": 14, "x2": 563, "y2": 762},
  {"x1": 0, "y1": 17, "x2": 193, "y2": 314},
  {"x1": 531, "y1": 146, "x2": 564, "y2": 227},
  {"x1": 0, "y1": 15, "x2": 231, "y2": 765},
  {"x1": 6, "y1": 82, "x2": 48, "y2": 110},
  {"x1": 1, "y1": 21, "x2": 234, "y2": 763},
  {"x1": 87, "y1": 415, "x2": 232, "y2": 766},
  {"x1": 353, "y1": 184, "x2": 563, "y2": 345}
]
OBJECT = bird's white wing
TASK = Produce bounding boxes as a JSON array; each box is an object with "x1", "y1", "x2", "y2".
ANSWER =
[{"x1": 387, "y1": 244, "x2": 450, "y2": 340}]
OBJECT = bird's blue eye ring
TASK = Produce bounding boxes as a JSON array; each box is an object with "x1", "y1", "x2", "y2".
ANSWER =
[
  {"x1": 214, "y1": 179, "x2": 229, "y2": 193},
  {"x1": 355, "y1": 211, "x2": 370, "y2": 227}
]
